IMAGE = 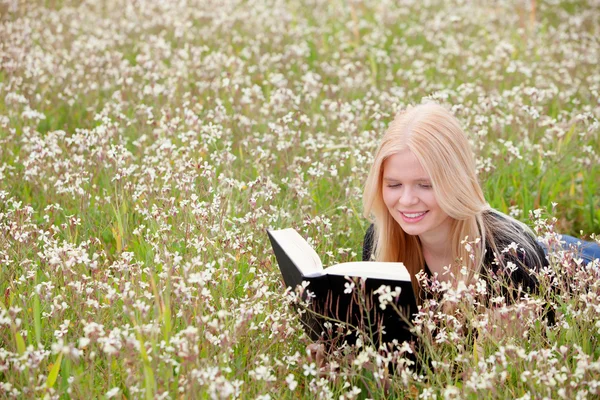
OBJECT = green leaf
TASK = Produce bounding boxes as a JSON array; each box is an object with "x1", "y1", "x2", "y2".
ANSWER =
[
  {"x1": 46, "y1": 352, "x2": 63, "y2": 389},
  {"x1": 14, "y1": 329, "x2": 26, "y2": 355}
]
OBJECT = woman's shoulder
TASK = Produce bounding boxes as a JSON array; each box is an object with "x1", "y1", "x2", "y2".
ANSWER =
[
  {"x1": 483, "y1": 209, "x2": 540, "y2": 250},
  {"x1": 481, "y1": 209, "x2": 547, "y2": 294}
]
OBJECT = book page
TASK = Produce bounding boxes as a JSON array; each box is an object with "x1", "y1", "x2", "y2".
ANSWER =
[
  {"x1": 274, "y1": 229, "x2": 324, "y2": 276},
  {"x1": 324, "y1": 261, "x2": 410, "y2": 281}
]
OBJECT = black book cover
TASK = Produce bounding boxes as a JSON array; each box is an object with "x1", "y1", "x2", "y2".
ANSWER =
[{"x1": 267, "y1": 229, "x2": 417, "y2": 346}]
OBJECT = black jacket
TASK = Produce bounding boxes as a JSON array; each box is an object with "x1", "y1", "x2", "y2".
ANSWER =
[{"x1": 361, "y1": 215, "x2": 548, "y2": 302}]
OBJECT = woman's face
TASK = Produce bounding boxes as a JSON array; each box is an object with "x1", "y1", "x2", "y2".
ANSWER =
[{"x1": 381, "y1": 149, "x2": 453, "y2": 241}]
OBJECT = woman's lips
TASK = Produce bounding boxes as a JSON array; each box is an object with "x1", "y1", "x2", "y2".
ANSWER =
[{"x1": 399, "y1": 210, "x2": 428, "y2": 223}]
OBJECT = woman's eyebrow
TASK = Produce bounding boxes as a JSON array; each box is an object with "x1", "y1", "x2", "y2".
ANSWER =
[{"x1": 383, "y1": 177, "x2": 430, "y2": 182}]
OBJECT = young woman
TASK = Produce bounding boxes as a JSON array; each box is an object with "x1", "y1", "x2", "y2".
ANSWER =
[
  {"x1": 361, "y1": 102, "x2": 599, "y2": 301},
  {"x1": 308, "y1": 102, "x2": 598, "y2": 369}
]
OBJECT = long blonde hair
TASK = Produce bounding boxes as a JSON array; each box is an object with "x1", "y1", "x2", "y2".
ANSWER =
[{"x1": 363, "y1": 103, "x2": 542, "y2": 297}]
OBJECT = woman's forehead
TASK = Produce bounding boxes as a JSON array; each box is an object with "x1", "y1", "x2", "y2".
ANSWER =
[{"x1": 382, "y1": 151, "x2": 430, "y2": 180}]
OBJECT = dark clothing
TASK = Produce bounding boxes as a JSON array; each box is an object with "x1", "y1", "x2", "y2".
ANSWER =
[
  {"x1": 362, "y1": 223, "x2": 376, "y2": 263},
  {"x1": 361, "y1": 214, "x2": 549, "y2": 301}
]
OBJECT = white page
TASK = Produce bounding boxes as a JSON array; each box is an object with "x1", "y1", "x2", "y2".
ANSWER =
[
  {"x1": 323, "y1": 262, "x2": 410, "y2": 281},
  {"x1": 274, "y1": 229, "x2": 323, "y2": 276}
]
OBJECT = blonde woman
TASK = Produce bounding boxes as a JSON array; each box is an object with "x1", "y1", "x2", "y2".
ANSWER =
[
  {"x1": 308, "y1": 102, "x2": 599, "y2": 369},
  {"x1": 362, "y1": 102, "x2": 598, "y2": 302}
]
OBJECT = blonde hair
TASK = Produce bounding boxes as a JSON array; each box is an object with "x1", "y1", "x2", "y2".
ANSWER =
[{"x1": 363, "y1": 102, "x2": 543, "y2": 297}]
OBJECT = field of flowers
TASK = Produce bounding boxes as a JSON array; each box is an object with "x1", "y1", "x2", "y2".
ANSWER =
[{"x1": 1, "y1": 0, "x2": 599, "y2": 398}]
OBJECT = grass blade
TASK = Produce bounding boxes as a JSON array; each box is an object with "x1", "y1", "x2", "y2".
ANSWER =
[
  {"x1": 46, "y1": 352, "x2": 63, "y2": 389},
  {"x1": 33, "y1": 294, "x2": 41, "y2": 344}
]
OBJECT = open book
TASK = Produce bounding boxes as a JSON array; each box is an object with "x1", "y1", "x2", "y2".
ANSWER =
[{"x1": 267, "y1": 228, "x2": 417, "y2": 346}]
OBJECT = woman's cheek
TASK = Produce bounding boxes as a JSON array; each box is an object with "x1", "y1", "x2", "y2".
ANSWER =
[
  {"x1": 382, "y1": 189, "x2": 398, "y2": 210},
  {"x1": 381, "y1": 189, "x2": 392, "y2": 208}
]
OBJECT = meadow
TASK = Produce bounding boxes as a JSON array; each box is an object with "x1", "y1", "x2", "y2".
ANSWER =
[{"x1": 0, "y1": 0, "x2": 599, "y2": 398}]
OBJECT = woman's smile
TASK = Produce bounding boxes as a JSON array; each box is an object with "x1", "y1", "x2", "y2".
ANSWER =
[{"x1": 399, "y1": 210, "x2": 428, "y2": 222}]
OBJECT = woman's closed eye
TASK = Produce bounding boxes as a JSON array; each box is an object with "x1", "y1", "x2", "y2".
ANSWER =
[{"x1": 386, "y1": 183, "x2": 432, "y2": 189}]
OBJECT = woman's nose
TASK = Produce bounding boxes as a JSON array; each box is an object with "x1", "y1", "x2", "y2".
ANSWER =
[{"x1": 398, "y1": 187, "x2": 418, "y2": 206}]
